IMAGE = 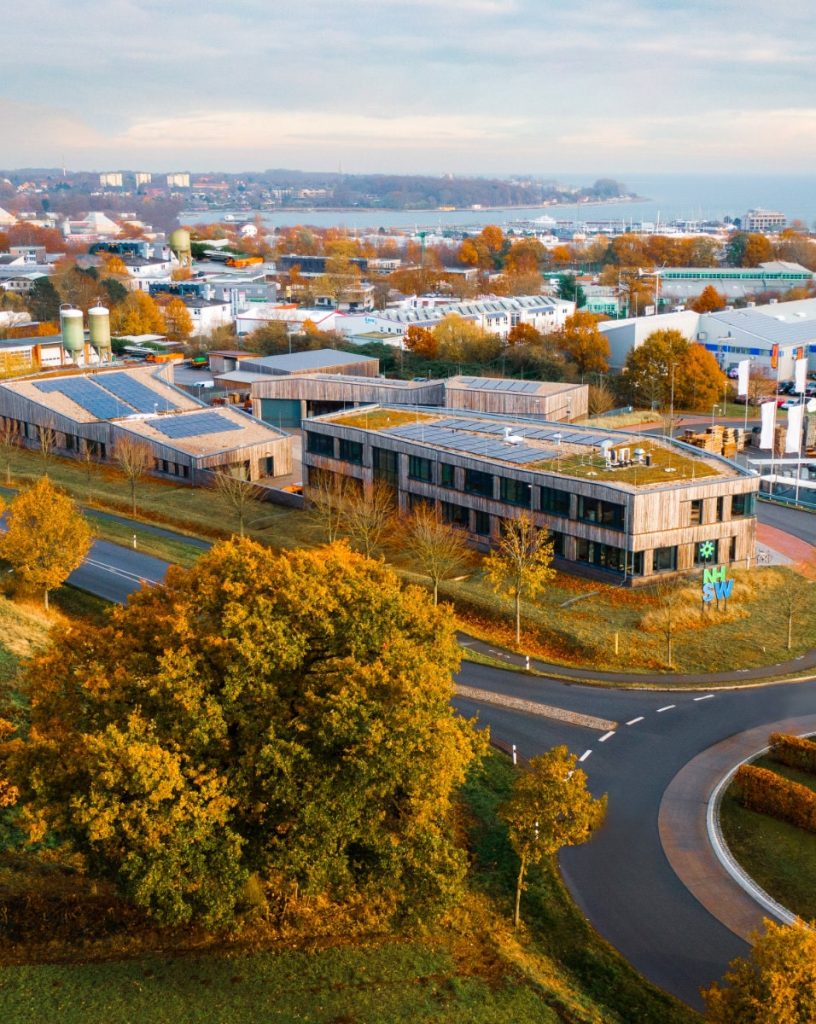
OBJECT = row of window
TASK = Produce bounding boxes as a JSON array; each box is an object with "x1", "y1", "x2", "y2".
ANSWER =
[{"x1": 688, "y1": 494, "x2": 755, "y2": 523}]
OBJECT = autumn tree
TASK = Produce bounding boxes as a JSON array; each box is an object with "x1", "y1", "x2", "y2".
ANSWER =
[
  {"x1": 622, "y1": 329, "x2": 725, "y2": 413},
  {"x1": 500, "y1": 746, "x2": 606, "y2": 928},
  {"x1": 37, "y1": 420, "x2": 57, "y2": 466},
  {"x1": 0, "y1": 477, "x2": 92, "y2": 610},
  {"x1": 403, "y1": 324, "x2": 439, "y2": 360},
  {"x1": 433, "y1": 314, "x2": 501, "y2": 363},
  {"x1": 0, "y1": 418, "x2": 18, "y2": 483},
  {"x1": 113, "y1": 436, "x2": 153, "y2": 515},
  {"x1": 111, "y1": 291, "x2": 167, "y2": 336},
  {"x1": 245, "y1": 322, "x2": 289, "y2": 355},
  {"x1": 211, "y1": 467, "x2": 265, "y2": 538},
  {"x1": 555, "y1": 310, "x2": 610, "y2": 375},
  {"x1": 587, "y1": 382, "x2": 615, "y2": 417},
  {"x1": 161, "y1": 296, "x2": 194, "y2": 341},
  {"x1": 403, "y1": 503, "x2": 472, "y2": 605},
  {"x1": 12, "y1": 540, "x2": 482, "y2": 926},
  {"x1": 484, "y1": 513, "x2": 555, "y2": 645},
  {"x1": 507, "y1": 322, "x2": 542, "y2": 347},
  {"x1": 702, "y1": 919, "x2": 816, "y2": 1023},
  {"x1": 689, "y1": 285, "x2": 727, "y2": 313}
]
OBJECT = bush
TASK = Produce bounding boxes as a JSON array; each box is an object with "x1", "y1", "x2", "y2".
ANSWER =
[
  {"x1": 769, "y1": 733, "x2": 816, "y2": 775},
  {"x1": 735, "y1": 764, "x2": 816, "y2": 833}
]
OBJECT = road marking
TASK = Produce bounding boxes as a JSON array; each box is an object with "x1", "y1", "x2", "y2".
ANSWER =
[
  {"x1": 83, "y1": 558, "x2": 161, "y2": 586},
  {"x1": 656, "y1": 704, "x2": 676, "y2": 713},
  {"x1": 693, "y1": 694, "x2": 715, "y2": 702},
  {"x1": 599, "y1": 731, "x2": 615, "y2": 743},
  {"x1": 454, "y1": 684, "x2": 617, "y2": 731},
  {"x1": 626, "y1": 716, "x2": 644, "y2": 726},
  {"x1": 579, "y1": 749, "x2": 592, "y2": 762}
]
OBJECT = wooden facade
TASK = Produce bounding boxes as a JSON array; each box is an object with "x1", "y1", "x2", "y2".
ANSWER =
[
  {"x1": 444, "y1": 377, "x2": 588, "y2": 421},
  {"x1": 302, "y1": 408, "x2": 758, "y2": 585}
]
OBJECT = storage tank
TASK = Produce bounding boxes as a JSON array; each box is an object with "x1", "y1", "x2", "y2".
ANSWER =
[
  {"x1": 169, "y1": 228, "x2": 192, "y2": 267},
  {"x1": 88, "y1": 305, "x2": 112, "y2": 361},
  {"x1": 60, "y1": 307, "x2": 85, "y2": 354}
]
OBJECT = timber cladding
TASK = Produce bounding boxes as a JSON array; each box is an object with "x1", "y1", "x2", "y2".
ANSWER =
[{"x1": 302, "y1": 408, "x2": 759, "y2": 584}]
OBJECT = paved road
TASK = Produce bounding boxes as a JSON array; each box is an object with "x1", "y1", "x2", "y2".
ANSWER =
[
  {"x1": 758, "y1": 499, "x2": 816, "y2": 546},
  {"x1": 68, "y1": 539, "x2": 172, "y2": 604},
  {"x1": 454, "y1": 661, "x2": 816, "y2": 1010}
]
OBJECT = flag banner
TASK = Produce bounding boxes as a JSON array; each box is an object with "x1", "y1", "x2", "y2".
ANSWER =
[
  {"x1": 795, "y1": 356, "x2": 808, "y2": 394},
  {"x1": 737, "y1": 359, "x2": 750, "y2": 397},
  {"x1": 760, "y1": 400, "x2": 776, "y2": 449},
  {"x1": 771, "y1": 343, "x2": 779, "y2": 370},
  {"x1": 786, "y1": 403, "x2": 805, "y2": 453}
]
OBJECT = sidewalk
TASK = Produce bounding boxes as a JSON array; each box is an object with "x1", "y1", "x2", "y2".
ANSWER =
[{"x1": 756, "y1": 522, "x2": 816, "y2": 574}]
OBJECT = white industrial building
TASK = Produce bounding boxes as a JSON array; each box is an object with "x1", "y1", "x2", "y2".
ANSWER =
[
  {"x1": 656, "y1": 261, "x2": 813, "y2": 302},
  {"x1": 600, "y1": 297, "x2": 816, "y2": 376},
  {"x1": 741, "y1": 209, "x2": 786, "y2": 232}
]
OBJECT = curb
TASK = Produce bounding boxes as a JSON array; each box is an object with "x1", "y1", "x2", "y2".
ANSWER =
[{"x1": 706, "y1": 744, "x2": 797, "y2": 928}]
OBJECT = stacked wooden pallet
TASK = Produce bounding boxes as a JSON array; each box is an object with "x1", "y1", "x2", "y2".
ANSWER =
[{"x1": 680, "y1": 426, "x2": 746, "y2": 458}]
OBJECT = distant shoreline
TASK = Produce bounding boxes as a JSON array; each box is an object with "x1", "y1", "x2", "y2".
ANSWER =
[{"x1": 182, "y1": 195, "x2": 651, "y2": 222}]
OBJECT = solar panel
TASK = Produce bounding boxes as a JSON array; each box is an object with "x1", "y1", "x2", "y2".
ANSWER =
[
  {"x1": 386, "y1": 424, "x2": 554, "y2": 465},
  {"x1": 34, "y1": 378, "x2": 133, "y2": 419},
  {"x1": 96, "y1": 372, "x2": 179, "y2": 413},
  {"x1": 151, "y1": 411, "x2": 243, "y2": 439}
]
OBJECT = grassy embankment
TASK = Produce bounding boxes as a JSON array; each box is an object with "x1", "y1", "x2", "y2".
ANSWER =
[
  {"x1": 3, "y1": 446, "x2": 814, "y2": 677},
  {"x1": 720, "y1": 752, "x2": 816, "y2": 921}
]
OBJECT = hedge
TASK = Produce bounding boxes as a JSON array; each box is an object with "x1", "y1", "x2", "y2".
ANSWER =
[
  {"x1": 735, "y1": 764, "x2": 816, "y2": 834},
  {"x1": 769, "y1": 732, "x2": 816, "y2": 775}
]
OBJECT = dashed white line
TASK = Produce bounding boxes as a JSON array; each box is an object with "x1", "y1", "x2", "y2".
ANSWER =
[
  {"x1": 626, "y1": 716, "x2": 644, "y2": 726},
  {"x1": 579, "y1": 749, "x2": 592, "y2": 762},
  {"x1": 656, "y1": 704, "x2": 676, "y2": 713},
  {"x1": 599, "y1": 731, "x2": 615, "y2": 743},
  {"x1": 693, "y1": 694, "x2": 715, "y2": 702}
]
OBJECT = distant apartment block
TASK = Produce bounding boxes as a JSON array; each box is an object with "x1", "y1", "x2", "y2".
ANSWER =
[
  {"x1": 134, "y1": 172, "x2": 152, "y2": 187},
  {"x1": 166, "y1": 173, "x2": 191, "y2": 189},
  {"x1": 741, "y1": 209, "x2": 786, "y2": 232},
  {"x1": 99, "y1": 172, "x2": 123, "y2": 188}
]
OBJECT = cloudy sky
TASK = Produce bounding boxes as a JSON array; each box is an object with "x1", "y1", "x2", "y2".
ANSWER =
[{"x1": 5, "y1": 0, "x2": 816, "y2": 174}]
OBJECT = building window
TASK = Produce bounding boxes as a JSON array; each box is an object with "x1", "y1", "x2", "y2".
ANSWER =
[
  {"x1": 695, "y1": 539, "x2": 719, "y2": 565},
  {"x1": 729, "y1": 536, "x2": 737, "y2": 561},
  {"x1": 689, "y1": 499, "x2": 703, "y2": 525},
  {"x1": 408, "y1": 454, "x2": 433, "y2": 482},
  {"x1": 474, "y1": 510, "x2": 491, "y2": 535},
  {"x1": 441, "y1": 501, "x2": 469, "y2": 529},
  {"x1": 306, "y1": 431, "x2": 334, "y2": 457},
  {"x1": 731, "y1": 492, "x2": 755, "y2": 517},
  {"x1": 540, "y1": 485, "x2": 571, "y2": 517},
  {"x1": 575, "y1": 539, "x2": 627, "y2": 573},
  {"x1": 550, "y1": 531, "x2": 565, "y2": 557},
  {"x1": 500, "y1": 476, "x2": 531, "y2": 507},
  {"x1": 628, "y1": 550, "x2": 644, "y2": 576},
  {"x1": 715, "y1": 497, "x2": 724, "y2": 522},
  {"x1": 653, "y1": 546, "x2": 678, "y2": 572},
  {"x1": 338, "y1": 438, "x2": 363, "y2": 465},
  {"x1": 577, "y1": 495, "x2": 624, "y2": 530},
  {"x1": 408, "y1": 492, "x2": 433, "y2": 511},
  {"x1": 439, "y1": 462, "x2": 456, "y2": 489},
  {"x1": 372, "y1": 446, "x2": 399, "y2": 486},
  {"x1": 464, "y1": 468, "x2": 493, "y2": 498}
]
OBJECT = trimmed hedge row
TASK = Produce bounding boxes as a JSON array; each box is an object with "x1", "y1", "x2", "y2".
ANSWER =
[
  {"x1": 769, "y1": 732, "x2": 816, "y2": 775},
  {"x1": 735, "y1": 764, "x2": 816, "y2": 834}
]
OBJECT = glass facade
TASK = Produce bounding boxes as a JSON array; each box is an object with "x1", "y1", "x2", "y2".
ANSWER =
[
  {"x1": 731, "y1": 492, "x2": 755, "y2": 517},
  {"x1": 439, "y1": 462, "x2": 456, "y2": 489},
  {"x1": 338, "y1": 438, "x2": 363, "y2": 465},
  {"x1": 441, "y1": 501, "x2": 469, "y2": 528},
  {"x1": 653, "y1": 546, "x2": 677, "y2": 572},
  {"x1": 464, "y1": 468, "x2": 493, "y2": 498},
  {"x1": 474, "y1": 510, "x2": 491, "y2": 535},
  {"x1": 408, "y1": 454, "x2": 433, "y2": 482},
  {"x1": 575, "y1": 539, "x2": 629, "y2": 574},
  {"x1": 500, "y1": 476, "x2": 531, "y2": 507},
  {"x1": 540, "y1": 485, "x2": 571, "y2": 517},
  {"x1": 372, "y1": 447, "x2": 399, "y2": 486},
  {"x1": 306, "y1": 431, "x2": 334, "y2": 457},
  {"x1": 577, "y1": 495, "x2": 624, "y2": 530}
]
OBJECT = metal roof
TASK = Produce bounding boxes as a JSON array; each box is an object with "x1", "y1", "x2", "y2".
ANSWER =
[{"x1": 242, "y1": 348, "x2": 377, "y2": 372}]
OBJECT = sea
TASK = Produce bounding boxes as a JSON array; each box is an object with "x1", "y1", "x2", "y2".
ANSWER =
[{"x1": 182, "y1": 173, "x2": 816, "y2": 232}]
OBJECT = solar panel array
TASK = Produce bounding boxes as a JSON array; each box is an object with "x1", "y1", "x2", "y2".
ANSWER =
[
  {"x1": 432, "y1": 418, "x2": 615, "y2": 448},
  {"x1": 34, "y1": 378, "x2": 132, "y2": 420},
  {"x1": 454, "y1": 377, "x2": 541, "y2": 394},
  {"x1": 95, "y1": 372, "x2": 179, "y2": 413},
  {"x1": 151, "y1": 411, "x2": 243, "y2": 440},
  {"x1": 385, "y1": 424, "x2": 553, "y2": 465}
]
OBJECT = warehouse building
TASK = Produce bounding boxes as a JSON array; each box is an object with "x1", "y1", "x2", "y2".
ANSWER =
[
  {"x1": 0, "y1": 364, "x2": 292, "y2": 482},
  {"x1": 302, "y1": 407, "x2": 757, "y2": 584}
]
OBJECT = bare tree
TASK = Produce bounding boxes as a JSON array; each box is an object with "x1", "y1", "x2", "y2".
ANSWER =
[
  {"x1": 113, "y1": 437, "x2": 153, "y2": 515},
  {"x1": 403, "y1": 502, "x2": 472, "y2": 605},
  {"x1": 587, "y1": 382, "x2": 614, "y2": 418},
  {"x1": 38, "y1": 420, "x2": 57, "y2": 468},
  {"x1": 652, "y1": 579, "x2": 682, "y2": 668},
  {"x1": 211, "y1": 467, "x2": 264, "y2": 538},
  {"x1": 306, "y1": 468, "x2": 351, "y2": 544},
  {"x1": 0, "y1": 418, "x2": 19, "y2": 484},
  {"x1": 344, "y1": 481, "x2": 396, "y2": 558},
  {"x1": 79, "y1": 440, "x2": 98, "y2": 500},
  {"x1": 779, "y1": 565, "x2": 816, "y2": 650}
]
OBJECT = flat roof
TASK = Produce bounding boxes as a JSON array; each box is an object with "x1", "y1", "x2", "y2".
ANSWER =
[
  {"x1": 319, "y1": 406, "x2": 742, "y2": 490},
  {"x1": 115, "y1": 404, "x2": 286, "y2": 457},
  {"x1": 242, "y1": 348, "x2": 377, "y2": 372},
  {"x1": 446, "y1": 375, "x2": 584, "y2": 396}
]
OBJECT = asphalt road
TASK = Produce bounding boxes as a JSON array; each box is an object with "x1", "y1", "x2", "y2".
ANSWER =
[
  {"x1": 454, "y1": 661, "x2": 816, "y2": 1010},
  {"x1": 757, "y1": 498, "x2": 816, "y2": 546},
  {"x1": 68, "y1": 538, "x2": 172, "y2": 603}
]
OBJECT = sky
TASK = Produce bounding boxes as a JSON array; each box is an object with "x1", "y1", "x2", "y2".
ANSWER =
[{"x1": 5, "y1": 0, "x2": 816, "y2": 175}]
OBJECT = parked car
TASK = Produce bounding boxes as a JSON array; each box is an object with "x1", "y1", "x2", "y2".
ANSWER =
[
  {"x1": 780, "y1": 399, "x2": 804, "y2": 410},
  {"x1": 778, "y1": 381, "x2": 795, "y2": 394}
]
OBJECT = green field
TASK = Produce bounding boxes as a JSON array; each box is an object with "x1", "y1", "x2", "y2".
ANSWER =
[{"x1": 720, "y1": 754, "x2": 816, "y2": 921}]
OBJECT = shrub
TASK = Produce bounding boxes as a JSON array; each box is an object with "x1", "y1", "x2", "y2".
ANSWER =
[
  {"x1": 768, "y1": 733, "x2": 816, "y2": 775},
  {"x1": 735, "y1": 765, "x2": 816, "y2": 833}
]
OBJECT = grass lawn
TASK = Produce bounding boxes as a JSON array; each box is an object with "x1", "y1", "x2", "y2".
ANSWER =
[
  {"x1": 0, "y1": 943, "x2": 563, "y2": 1024},
  {"x1": 720, "y1": 766, "x2": 816, "y2": 922},
  {"x1": 532, "y1": 444, "x2": 720, "y2": 485}
]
